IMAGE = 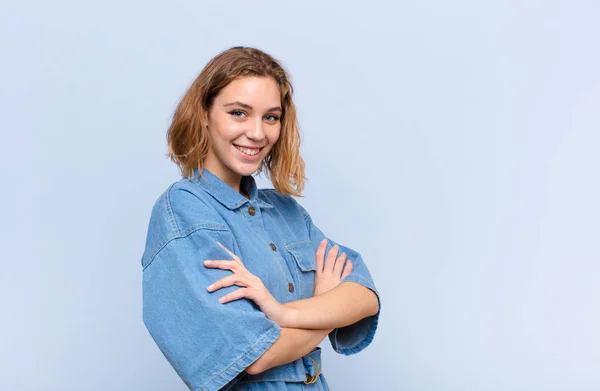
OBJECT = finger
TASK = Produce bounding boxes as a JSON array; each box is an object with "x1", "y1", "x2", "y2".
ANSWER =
[
  {"x1": 218, "y1": 287, "x2": 249, "y2": 304},
  {"x1": 216, "y1": 241, "x2": 242, "y2": 263},
  {"x1": 203, "y1": 260, "x2": 239, "y2": 272},
  {"x1": 207, "y1": 274, "x2": 249, "y2": 292},
  {"x1": 315, "y1": 239, "x2": 327, "y2": 272},
  {"x1": 333, "y1": 252, "x2": 347, "y2": 276},
  {"x1": 325, "y1": 244, "x2": 340, "y2": 273},
  {"x1": 341, "y1": 259, "x2": 353, "y2": 279}
]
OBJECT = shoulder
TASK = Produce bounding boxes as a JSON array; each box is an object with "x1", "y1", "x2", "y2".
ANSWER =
[
  {"x1": 258, "y1": 188, "x2": 309, "y2": 219},
  {"x1": 141, "y1": 179, "x2": 229, "y2": 268},
  {"x1": 153, "y1": 179, "x2": 228, "y2": 234}
]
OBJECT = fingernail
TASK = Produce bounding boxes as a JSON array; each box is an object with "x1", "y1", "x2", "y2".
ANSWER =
[
  {"x1": 204, "y1": 260, "x2": 211, "y2": 265},
  {"x1": 218, "y1": 297, "x2": 225, "y2": 303},
  {"x1": 207, "y1": 284, "x2": 214, "y2": 291}
]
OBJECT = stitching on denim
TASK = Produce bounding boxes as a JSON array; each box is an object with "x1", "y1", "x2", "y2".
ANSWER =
[
  {"x1": 336, "y1": 309, "x2": 379, "y2": 355},
  {"x1": 237, "y1": 377, "x2": 323, "y2": 385},
  {"x1": 256, "y1": 199, "x2": 274, "y2": 208},
  {"x1": 241, "y1": 209, "x2": 290, "y2": 301},
  {"x1": 341, "y1": 276, "x2": 377, "y2": 294},
  {"x1": 284, "y1": 241, "x2": 314, "y2": 271},
  {"x1": 204, "y1": 325, "x2": 280, "y2": 390},
  {"x1": 142, "y1": 223, "x2": 229, "y2": 271},
  {"x1": 164, "y1": 183, "x2": 180, "y2": 235},
  {"x1": 258, "y1": 188, "x2": 284, "y2": 204},
  {"x1": 236, "y1": 349, "x2": 323, "y2": 385},
  {"x1": 284, "y1": 239, "x2": 313, "y2": 251},
  {"x1": 284, "y1": 241, "x2": 315, "y2": 299},
  {"x1": 191, "y1": 177, "x2": 248, "y2": 210},
  {"x1": 190, "y1": 178, "x2": 226, "y2": 207},
  {"x1": 147, "y1": 222, "x2": 228, "y2": 269},
  {"x1": 331, "y1": 277, "x2": 380, "y2": 355},
  {"x1": 289, "y1": 250, "x2": 305, "y2": 299},
  {"x1": 197, "y1": 324, "x2": 281, "y2": 391},
  {"x1": 179, "y1": 222, "x2": 228, "y2": 237},
  {"x1": 284, "y1": 245, "x2": 305, "y2": 298}
]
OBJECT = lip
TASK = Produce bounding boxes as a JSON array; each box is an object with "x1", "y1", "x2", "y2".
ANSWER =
[
  {"x1": 233, "y1": 144, "x2": 263, "y2": 160},
  {"x1": 233, "y1": 144, "x2": 264, "y2": 150}
]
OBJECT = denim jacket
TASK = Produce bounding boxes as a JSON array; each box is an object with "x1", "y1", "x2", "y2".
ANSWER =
[{"x1": 141, "y1": 167, "x2": 380, "y2": 390}]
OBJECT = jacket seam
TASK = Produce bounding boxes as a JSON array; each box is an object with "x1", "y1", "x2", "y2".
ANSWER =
[
  {"x1": 143, "y1": 224, "x2": 230, "y2": 271},
  {"x1": 333, "y1": 310, "x2": 379, "y2": 355},
  {"x1": 164, "y1": 183, "x2": 180, "y2": 235},
  {"x1": 331, "y1": 276, "x2": 380, "y2": 355},
  {"x1": 197, "y1": 323, "x2": 282, "y2": 391}
]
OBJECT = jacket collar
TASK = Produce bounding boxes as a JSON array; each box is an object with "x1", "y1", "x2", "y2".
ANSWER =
[{"x1": 191, "y1": 167, "x2": 273, "y2": 210}]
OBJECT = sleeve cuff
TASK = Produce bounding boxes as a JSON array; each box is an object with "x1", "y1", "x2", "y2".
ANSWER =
[
  {"x1": 328, "y1": 276, "x2": 380, "y2": 356},
  {"x1": 198, "y1": 323, "x2": 282, "y2": 391}
]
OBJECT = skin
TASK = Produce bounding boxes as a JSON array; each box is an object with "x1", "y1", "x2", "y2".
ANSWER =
[
  {"x1": 204, "y1": 76, "x2": 282, "y2": 193},
  {"x1": 202, "y1": 76, "x2": 380, "y2": 375}
]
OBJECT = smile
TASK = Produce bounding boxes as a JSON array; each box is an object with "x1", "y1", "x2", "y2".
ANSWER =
[{"x1": 233, "y1": 144, "x2": 263, "y2": 156}]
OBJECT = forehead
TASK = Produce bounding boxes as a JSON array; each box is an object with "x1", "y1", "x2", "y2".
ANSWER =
[{"x1": 215, "y1": 76, "x2": 281, "y2": 107}]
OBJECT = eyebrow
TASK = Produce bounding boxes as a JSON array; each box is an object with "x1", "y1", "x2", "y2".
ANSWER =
[{"x1": 223, "y1": 101, "x2": 282, "y2": 112}]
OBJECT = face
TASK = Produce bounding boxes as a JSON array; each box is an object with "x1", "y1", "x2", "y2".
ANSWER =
[{"x1": 204, "y1": 76, "x2": 282, "y2": 191}]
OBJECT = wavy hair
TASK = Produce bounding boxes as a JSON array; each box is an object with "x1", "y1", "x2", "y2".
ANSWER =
[{"x1": 166, "y1": 46, "x2": 306, "y2": 197}]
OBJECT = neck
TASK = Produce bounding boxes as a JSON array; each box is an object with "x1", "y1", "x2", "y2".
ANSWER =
[
  {"x1": 203, "y1": 166, "x2": 250, "y2": 200},
  {"x1": 204, "y1": 166, "x2": 242, "y2": 192}
]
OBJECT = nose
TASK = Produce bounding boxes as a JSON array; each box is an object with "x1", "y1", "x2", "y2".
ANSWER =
[{"x1": 246, "y1": 117, "x2": 266, "y2": 140}]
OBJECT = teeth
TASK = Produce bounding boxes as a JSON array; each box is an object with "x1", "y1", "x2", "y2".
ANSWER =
[{"x1": 235, "y1": 145, "x2": 260, "y2": 156}]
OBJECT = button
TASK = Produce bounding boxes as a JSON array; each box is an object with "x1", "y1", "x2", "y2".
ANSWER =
[
  {"x1": 248, "y1": 206, "x2": 256, "y2": 216},
  {"x1": 269, "y1": 242, "x2": 277, "y2": 251},
  {"x1": 288, "y1": 282, "x2": 295, "y2": 293}
]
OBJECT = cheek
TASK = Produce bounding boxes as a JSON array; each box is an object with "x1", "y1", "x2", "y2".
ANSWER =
[
  {"x1": 268, "y1": 126, "x2": 282, "y2": 144},
  {"x1": 215, "y1": 122, "x2": 245, "y2": 142}
]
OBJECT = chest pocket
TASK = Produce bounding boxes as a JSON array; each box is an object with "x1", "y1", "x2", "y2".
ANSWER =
[{"x1": 284, "y1": 240, "x2": 317, "y2": 299}]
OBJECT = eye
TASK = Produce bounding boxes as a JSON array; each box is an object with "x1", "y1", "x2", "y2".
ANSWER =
[
  {"x1": 228, "y1": 110, "x2": 246, "y2": 119},
  {"x1": 265, "y1": 114, "x2": 280, "y2": 122}
]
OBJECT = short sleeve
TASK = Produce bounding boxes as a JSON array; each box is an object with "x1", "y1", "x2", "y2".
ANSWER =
[
  {"x1": 142, "y1": 228, "x2": 282, "y2": 391},
  {"x1": 296, "y1": 203, "x2": 381, "y2": 356}
]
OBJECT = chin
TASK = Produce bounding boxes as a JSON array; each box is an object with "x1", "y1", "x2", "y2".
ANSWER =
[{"x1": 230, "y1": 163, "x2": 261, "y2": 177}]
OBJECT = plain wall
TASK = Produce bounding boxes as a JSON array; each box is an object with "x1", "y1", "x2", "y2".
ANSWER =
[{"x1": 1, "y1": 1, "x2": 599, "y2": 390}]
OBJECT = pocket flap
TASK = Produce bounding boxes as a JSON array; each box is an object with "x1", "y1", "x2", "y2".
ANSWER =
[{"x1": 284, "y1": 240, "x2": 316, "y2": 272}]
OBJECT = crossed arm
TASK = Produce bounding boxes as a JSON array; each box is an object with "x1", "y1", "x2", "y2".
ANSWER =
[
  {"x1": 205, "y1": 239, "x2": 380, "y2": 375},
  {"x1": 246, "y1": 282, "x2": 379, "y2": 375}
]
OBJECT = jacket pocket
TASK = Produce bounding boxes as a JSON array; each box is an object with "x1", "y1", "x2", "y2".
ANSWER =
[
  {"x1": 284, "y1": 240, "x2": 316, "y2": 299},
  {"x1": 284, "y1": 240, "x2": 317, "y2": 272}
]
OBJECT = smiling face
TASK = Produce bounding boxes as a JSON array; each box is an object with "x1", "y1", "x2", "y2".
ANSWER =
[{"x1": 204, "y1": 76, "x2": 282, "y2": 192}]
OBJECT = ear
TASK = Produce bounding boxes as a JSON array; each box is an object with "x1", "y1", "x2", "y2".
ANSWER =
[
  {"x1": 201, "y1": 109, "x2": 210, "y2": 127},
  {"x1": 199, "y1": 109, "x2": 213, "y2": 137}
]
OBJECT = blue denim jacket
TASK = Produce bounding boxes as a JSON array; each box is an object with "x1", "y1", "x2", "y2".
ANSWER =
[{"x1": 141, "y1": 168, "x2": 380, "y2": 390}]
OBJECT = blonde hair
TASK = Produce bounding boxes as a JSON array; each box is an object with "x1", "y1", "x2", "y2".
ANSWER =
[{"x1": 166, "y1": 46, "x2": 306, "y2": 197}]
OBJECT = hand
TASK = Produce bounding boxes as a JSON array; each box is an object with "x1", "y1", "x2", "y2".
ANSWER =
[
  {"x1": 204, "y1": 241, "x2": 287, "y2": 324},
  {"x1": 313, "y1": 239, "x2": 353, "y2": 296}
]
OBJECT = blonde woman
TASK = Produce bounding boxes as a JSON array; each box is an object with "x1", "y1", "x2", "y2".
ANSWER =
[{"x1": 141, "y1": 46, "x2": 380, "y2": 391}]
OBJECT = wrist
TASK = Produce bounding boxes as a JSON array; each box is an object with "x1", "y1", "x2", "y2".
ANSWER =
[{"x1": 279, "y1": 303, "x2": 299, "y2": 328}]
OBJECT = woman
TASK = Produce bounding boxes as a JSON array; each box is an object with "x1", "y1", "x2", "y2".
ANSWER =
[{"x1": 141, "y1": 46, "x2": 381, "y2": 391}]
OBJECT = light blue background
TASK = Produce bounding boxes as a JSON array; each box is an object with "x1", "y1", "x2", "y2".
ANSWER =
[{"x1": 1, "y1": 1, "x2": 599, "y2": 390}]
